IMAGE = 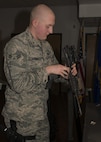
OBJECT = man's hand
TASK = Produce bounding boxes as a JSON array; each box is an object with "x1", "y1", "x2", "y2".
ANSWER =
[{"x1": 46, "y1": 64, "x2": 70, "y2": 79}]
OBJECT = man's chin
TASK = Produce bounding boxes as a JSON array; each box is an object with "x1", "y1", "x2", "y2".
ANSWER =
[{"x1": 41, "y1": 37, "x2": 47, "y2": 40}]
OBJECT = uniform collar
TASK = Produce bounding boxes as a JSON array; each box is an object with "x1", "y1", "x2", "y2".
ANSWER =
[{"x1": 25, "y1": 28, "x2": 42, "y2": 47}]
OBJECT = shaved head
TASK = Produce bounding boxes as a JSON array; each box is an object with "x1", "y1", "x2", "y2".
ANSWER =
[
  {"x1": 29, "y1": 4, "x2": 55, "y2": 40},
  {"x1": 30, "y1": 4, "x2": 55, "y2": 23}
]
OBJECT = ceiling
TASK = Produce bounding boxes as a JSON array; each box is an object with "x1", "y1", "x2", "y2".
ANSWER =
[
  {"x1": 0, "y1": 0, "x2": 101, "y2": 8},
  {"x1": 79, "y1": 0, "x2": 101, "y2": 4},
  {"x1": 1, "y1": 0, "x2": 101, "y2": 27},
  {"x1": 0, "y1": 0, "x2": 77, "y2": 8}
]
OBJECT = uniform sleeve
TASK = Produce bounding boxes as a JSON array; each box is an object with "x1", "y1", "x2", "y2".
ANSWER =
[{"x1": 4, "y1": 40, "x2": 48, "y2": 94}]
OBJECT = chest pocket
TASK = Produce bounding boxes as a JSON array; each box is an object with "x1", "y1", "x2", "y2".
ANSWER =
[{"x1": 27, "y1": 45, "x2": 44, "y2": 68}]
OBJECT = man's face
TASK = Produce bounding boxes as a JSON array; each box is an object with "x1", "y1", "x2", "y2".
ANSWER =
[{"x1": 35, "y1": 14, "x2": 55, "y2": 40}]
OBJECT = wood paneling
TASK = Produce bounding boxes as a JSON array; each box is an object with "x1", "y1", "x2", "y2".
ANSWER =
[{"x1": 86, "y1": 34, "x2": 97, "y2": 88}]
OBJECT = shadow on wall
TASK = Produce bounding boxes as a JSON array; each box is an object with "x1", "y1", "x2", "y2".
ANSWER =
[
  {"x1": 0, "y1": 9, "x2": 30, "y2": 83},
  {"x1": 0, "y1": 30, "x2": 7, "y2": 83},
  {"x1": 13, "y1": 10, "x2": 30, "y2": 34}
]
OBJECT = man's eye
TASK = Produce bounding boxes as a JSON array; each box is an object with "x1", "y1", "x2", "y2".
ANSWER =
[{"x1": 46, "y1": 26, "x2": 50, "y2": 29}]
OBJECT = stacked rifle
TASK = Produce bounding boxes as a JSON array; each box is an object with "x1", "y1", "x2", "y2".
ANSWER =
[{"x1": 63, "y1": 45, "x2": 82, "y2": 142}]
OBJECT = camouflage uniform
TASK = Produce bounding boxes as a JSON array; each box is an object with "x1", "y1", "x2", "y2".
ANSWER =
[{"x1": 2, "y1": 28, "x2": 58, "y2": 142}]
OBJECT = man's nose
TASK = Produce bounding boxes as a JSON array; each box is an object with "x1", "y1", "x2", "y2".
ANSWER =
[{"x1": 49, "y1": 27, "x2": 53, "y2": 34}]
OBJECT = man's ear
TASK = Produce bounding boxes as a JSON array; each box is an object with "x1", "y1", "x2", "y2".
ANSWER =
[{"x1": 32, "y1": 19, "x2": 38, "y2": 27}]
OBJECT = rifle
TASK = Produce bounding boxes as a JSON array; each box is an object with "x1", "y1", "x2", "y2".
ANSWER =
[{"x1": 63, "y1": 45, "x2": 82, "y2": 142}]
